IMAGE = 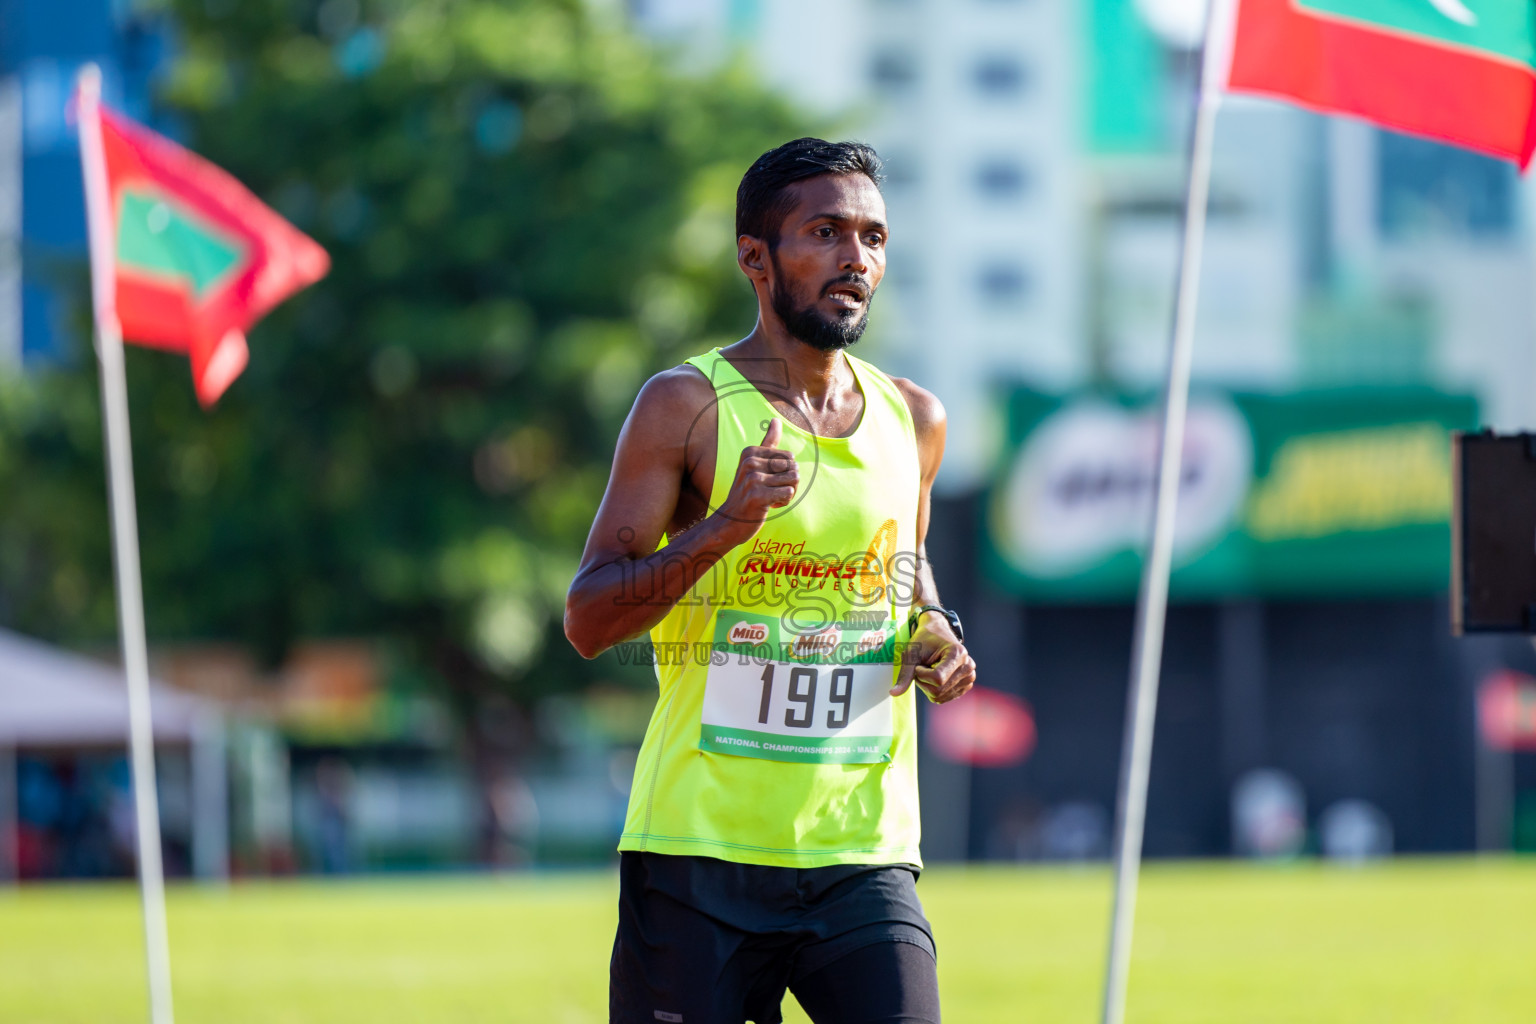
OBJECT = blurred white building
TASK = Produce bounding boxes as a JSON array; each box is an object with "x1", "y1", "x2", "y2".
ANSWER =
[
  {"x1": 629, "y1": 0, "x2": 1536, "y2": 863},
  {"x1": 629, "y1": 0, "x2": 1087, "y2": 491},
  {"x1": 627, "y1": 0, "x2": 1536, "y2": 489}
]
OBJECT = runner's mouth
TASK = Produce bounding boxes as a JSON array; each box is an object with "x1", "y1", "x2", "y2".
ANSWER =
[{"x1": 826, "y1": 285, "x2": 868, "y2": 308}]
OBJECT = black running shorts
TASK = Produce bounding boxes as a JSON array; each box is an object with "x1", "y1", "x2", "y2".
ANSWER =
[{"x1": 610, "y1": 851, "x2": 939, "y2": 1024}]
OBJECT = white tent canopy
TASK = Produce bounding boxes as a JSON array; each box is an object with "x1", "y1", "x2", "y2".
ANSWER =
[
  {"x1": 0, "y1": 628, "x2": 228, "y2": 881},
  {"x1": 0, "y1": 627, "x2": 206, "y2": 746}
]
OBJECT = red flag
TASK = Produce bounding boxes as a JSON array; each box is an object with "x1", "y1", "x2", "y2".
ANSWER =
[
  {"x1": 1219, "y1": 0, "x2": 1536, "y2": 168},
  {"x1": 83, "y1": 100, "x2": 329, "y2": 406}
]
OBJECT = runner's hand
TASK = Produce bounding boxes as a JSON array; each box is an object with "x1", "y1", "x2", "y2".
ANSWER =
[
  {"x1": 716, "y1": 418, "x2": 799, "y2": 546},
  {"x1": 892, "y1": 615, "x2": 975, "y2": 704}
]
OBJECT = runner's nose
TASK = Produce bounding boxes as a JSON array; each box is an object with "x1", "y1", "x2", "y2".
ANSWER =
[{"x1": 840, "y1": 240, "x2": 868, "y2": 276}]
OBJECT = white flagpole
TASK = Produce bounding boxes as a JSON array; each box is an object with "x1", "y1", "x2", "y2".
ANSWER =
[
  {"x1": 76, "y1": 63, "x2": 176, "y2": 1024},
  {"x1": 1099, "y1": 3, "x2": 1236, "y2": 1023}
]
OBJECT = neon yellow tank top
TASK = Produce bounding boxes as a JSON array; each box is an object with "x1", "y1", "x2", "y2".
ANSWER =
[{"x1": 618, "y1": 346, "x2": 923, "y2": 868}]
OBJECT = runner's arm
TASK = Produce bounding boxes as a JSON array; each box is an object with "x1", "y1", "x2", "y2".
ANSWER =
[
  {"x1": 891, "y1": 378, "x2": 976, "y2": 703},
  {"x1": 565, "y1": 369, "x2": 799, "y2": 659},
  {"x1": 566, "y1": 370, "x2": 731, "y2": 658}
]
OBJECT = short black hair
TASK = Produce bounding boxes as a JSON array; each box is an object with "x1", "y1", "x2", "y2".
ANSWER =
[{"x1": 735, "y1": 138, "x2": 884, "y2": 247}]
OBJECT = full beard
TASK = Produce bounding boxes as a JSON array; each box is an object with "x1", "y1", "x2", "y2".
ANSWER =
[{"x1": 769, "y1": 270, "x2": 871, "y2": 352}]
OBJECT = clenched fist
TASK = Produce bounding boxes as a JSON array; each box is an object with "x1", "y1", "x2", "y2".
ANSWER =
[
  {"x1": 716, "y1": 418, "x2": 799, "y2": 547},
  {"x1": 892, "y1": 613, "x2": 975, "y2": 705}
]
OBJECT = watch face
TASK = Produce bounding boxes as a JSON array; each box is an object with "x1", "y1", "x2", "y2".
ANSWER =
[{"x1": 911, "y1": 607, "x2": 963, "y2": 642}]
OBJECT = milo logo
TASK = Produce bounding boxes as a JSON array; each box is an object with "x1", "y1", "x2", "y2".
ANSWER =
[
  {"x1": 728, "y1": 622, "x2": 769, "y2": 644},
  {"x1": 793, "y1": 627, "x2": 841, "y2": 659},
  {"x1": 854, "y1": 628, "x2": 888, "y2": 657}
]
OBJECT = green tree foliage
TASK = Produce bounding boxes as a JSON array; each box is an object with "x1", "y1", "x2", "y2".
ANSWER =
[{"x1": 0, "y1": 0, "x2": 811, "y2": 713}]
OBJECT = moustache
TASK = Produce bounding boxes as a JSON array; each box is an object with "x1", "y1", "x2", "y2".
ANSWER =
[{"x1": 821, "y1": 273, "x2": 873, "y2": 302}]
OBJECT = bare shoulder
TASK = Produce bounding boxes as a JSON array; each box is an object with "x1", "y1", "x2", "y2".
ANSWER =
[
  {"x1": 887, "y1": 375, "x2": 947, "y2": 442},
  {"x1": 633, "y1": 362, "x2": 714, "y2": 417},
  {"x1": 623, "y1": 362, "x2": 716, "y2": 443}
]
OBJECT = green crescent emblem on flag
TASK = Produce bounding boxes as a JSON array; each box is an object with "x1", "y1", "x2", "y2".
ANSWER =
[
  {"x1": 1298, "y1": 0, "x2": 1535, "y2": 68},
  {"x1": 115, "y1": 187, "x2": 251, "y2": 298},
  {"x1": 1425, "y1": 0, "x2": 1476, "y2": 28}
]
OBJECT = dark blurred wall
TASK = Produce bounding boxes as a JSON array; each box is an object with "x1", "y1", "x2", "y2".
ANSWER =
[{"x1": 923, "y1": 492, "x2": 1484, "y2": 860}]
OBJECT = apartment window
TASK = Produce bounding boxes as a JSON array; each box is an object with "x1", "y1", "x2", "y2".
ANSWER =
[
  {"x1": 882, "y1": 152, "x2": 918, "y2": 191},
  {"x1": 881, "y1": 260, "x2": 922, "y2": 294},
  {"x1": 975, "y1": 160, "x2": 1030, "y2": 199},
  {"x1": 978, "y1": 263, "x2": 1030, "y2": 304},
  {"x1": 973, "y1": 56, "x2": 1029, "y2": 97},
  {"x1": 871, "y1": 50, "x2": 920, "y2": 90},
  {"x1": 1377, "y1": 130, "x2": 1513, "y2": 240}
]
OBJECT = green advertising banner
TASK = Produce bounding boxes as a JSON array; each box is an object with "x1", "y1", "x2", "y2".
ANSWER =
[{"x1": 984, "y1": 388, "x2": 1478, "y2": 601}]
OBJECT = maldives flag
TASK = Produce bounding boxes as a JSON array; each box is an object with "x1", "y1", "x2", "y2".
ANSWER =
[
  {"x1": 1219, "y1": 0, "x2": 1536, "y2": 168},
  {"x1": 85, "y1": 101, "x2": 329, "y2": 406}
]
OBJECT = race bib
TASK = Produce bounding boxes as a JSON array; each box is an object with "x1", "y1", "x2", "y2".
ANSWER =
[{"x1": 699, "y1": 609, "x2": 897, "y2": 765}]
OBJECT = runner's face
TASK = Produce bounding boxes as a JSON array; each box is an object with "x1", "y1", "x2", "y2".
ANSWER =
[{"x1": 767, "y1": 174, "x2": 888, "y2": 351}]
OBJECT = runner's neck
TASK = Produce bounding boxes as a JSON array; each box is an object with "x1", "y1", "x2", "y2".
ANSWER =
[{"x1": 723, "y1": 328, "x2": 858, "y2": 408}]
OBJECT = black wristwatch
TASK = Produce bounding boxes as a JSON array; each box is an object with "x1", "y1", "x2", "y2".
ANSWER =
[{"x1": 908, "y1": 605, "x2": 963, "y2": 642}]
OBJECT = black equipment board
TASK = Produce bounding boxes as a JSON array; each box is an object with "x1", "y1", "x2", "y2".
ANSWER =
[{"x1": 1454, "y1": 431, "x2": 1536, "y2": 634}]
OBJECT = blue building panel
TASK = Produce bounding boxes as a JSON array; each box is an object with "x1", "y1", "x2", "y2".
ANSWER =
[{"x1": 5, "y1": 0, "x2": 170, "y2": 363}]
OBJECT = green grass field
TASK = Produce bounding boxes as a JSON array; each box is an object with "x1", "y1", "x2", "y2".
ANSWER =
[{"x1": 4, "y1": 859, "x2": 1534, "y2": 1023}]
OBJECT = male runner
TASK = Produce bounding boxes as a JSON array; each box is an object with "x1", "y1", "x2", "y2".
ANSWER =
[{"x1": 566, "y1": 138, "x2": 975, "y2": 1024}]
